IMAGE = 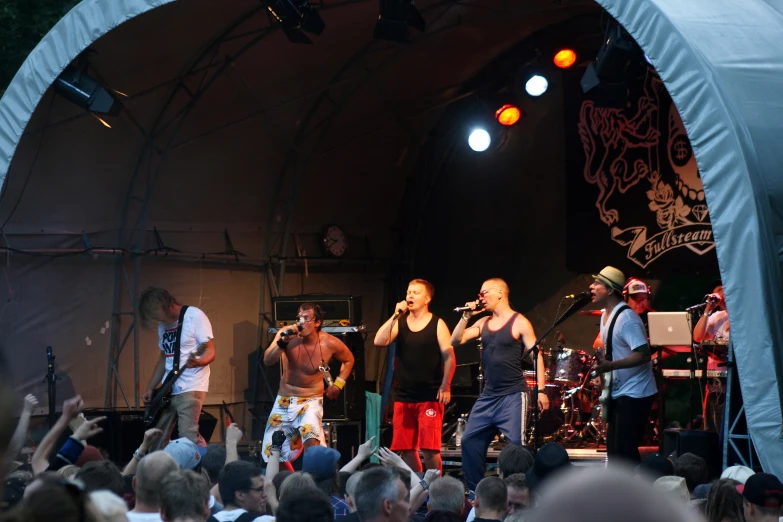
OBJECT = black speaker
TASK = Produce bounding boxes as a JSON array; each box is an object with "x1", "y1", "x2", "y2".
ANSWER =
[
  {"x1": 171, "y1": 411, "x2": 218, "y2": 443},
  {"x1": 247, "y1": 349, "x2": 282, "y2": 439},
  {"x1": 324, "y1": 420, "x2": 364, "y2": 463},
  {"x1": 323, "y1": 331, "x2": 365, "y2": 421},
  {"x1": 80, "y1": 409, "x2": 145, "y2": 464},
  {"x1": 663, "y1": 428, "x2": 721, "y2": 479}
]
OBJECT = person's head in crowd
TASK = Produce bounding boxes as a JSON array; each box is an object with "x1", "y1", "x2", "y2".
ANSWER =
[
  {"x1": 279, "y1": 471, "x2": 317, "y2": 500},
  {"x1": 90, "y1": 490, "x2": 129, "y2": 522},
  {"x1": 674, "y1": 453, "x2": 709, "y2": 496},
  {"x1": 635, "y1": 454, "x2": 675, "y2": 481},
  {"x1": 721, "y1": 465, "x2": 754, "y2": 484},
  {"x1": 57, "y1": 464, "x2": 81, "y2": 480},
  {"x1": 427, "y1": 476, "x2": 465, "y2": 515},
  {"x1": 653, "y1": 476, "x2": 691, "y2": 504},
  {"x1": 497, "y1": 444, "x2": 534, "y2": 478},
  {"x1": 704, "y1": 479, "x2": 743, "y2": 522},
  {"x1": 360, "y1": 462, "x2": 382, "y2": 471},
  {"x1": 22, "y1": 471, "x2": 61, "y2": 499},
  {"x1": 164, "y1": 437, "x2": 207, "y2": 471},
  {"x1": 272, "y1": 470, "x2": 293, "y2": 501},
  {"x1": 526, "y1": 468, "x2": 699, "y2": 522},
  {"x1": 504, "y1": 473, "x2": 530, "y2": 515},
  {"x1": 354, "y1": 467, "x2": 410, "y2": 522},
  {"x1": 218, "y1": 461, "x2": 266, "y2": 515},
  {"x1": 132, "y1": 451, "x2": 180, "y2": 512},
  {"x1": 338, "y1": 471, "x2": 352, "y2": 498},
  {"x1": 345, "y1": 471, "x2": 363, "y2": 512},
  {"x1": 474, "y1": 477, "x2": 507, "y2": 520},
  {"x1": 525, "y1": 443, "x2": 572, "y2": 494},
  {"x1": 9, "y1": 478, "x2": 102, "y2": 522},
  {"x1": 502, "y1": 514, "x2": 526, "y2": 522},
  {"x1": 303, "y1": 445, "x2": 341, "y2": 496},
  {"x1": 201, "y1": 444, "x2": 227, "y2": 486},
  {"x1": 160, "y1": 469, "x2": 211, "y2": 522},
  {"x1": 424, "y1": 510, "x2": 464, "y2": 522},
  {"x1": 276, "y1": 487, "x2": 333, "y2": 522},
  {"x1": 75, "y1": 460, "x2": 125, "y2": 497},
  {"x1": 76, "y1": 445, "x2": 105, "y2": 467},
  {"x1": 741, "y1": 472, "x2": 783, "y2": 522},
  {"x1": 391, "y1": 466, "x2": 412, "y2": 492},
  {"x1": 1, "y1": 476, "x2": 28, "y2": 511}
]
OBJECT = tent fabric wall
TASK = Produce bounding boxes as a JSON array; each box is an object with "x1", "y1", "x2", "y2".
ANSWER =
[
  {"x1": 597, "y1": 0, "x2": 783, "y2": 476},
  {"x1": 0, "y1": 0, "x2": 174, "y2": 188}
]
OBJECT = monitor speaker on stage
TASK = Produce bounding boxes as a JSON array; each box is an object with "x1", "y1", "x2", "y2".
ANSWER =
[{"x1": 663, "y1": 428, "x2": 720, "y2": 479}]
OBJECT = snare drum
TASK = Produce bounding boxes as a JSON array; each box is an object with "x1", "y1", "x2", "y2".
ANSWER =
[{"x1": 553, "y1": 348, "x2": 590, "y2": 384}]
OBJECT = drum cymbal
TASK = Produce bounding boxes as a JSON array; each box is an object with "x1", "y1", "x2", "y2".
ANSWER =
[{"x1": 578, "y1": 309, "x2": 603, "y2": 316}]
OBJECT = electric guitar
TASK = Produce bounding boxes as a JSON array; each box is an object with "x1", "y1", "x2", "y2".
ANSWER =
[
  {"x1": 143, "y1": 341, "x2": 208, "y2": 428},
  {"x1": 595, "y1": 348, "x2": 613, "y2": 422}
]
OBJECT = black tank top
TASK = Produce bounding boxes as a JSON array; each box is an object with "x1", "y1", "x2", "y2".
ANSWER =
[
  {"x1": 394, "y1": 314, "x2": 443, "y2": 402},
  {"x1": 481, "y1": 313, "x2": 527, "y2": 396}
]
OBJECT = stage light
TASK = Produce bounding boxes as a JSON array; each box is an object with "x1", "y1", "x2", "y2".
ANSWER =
[
  {"x1": 263, "y1": 0, "x2": 325, "y2": 44},
  {"x1": 54, "y1": 65, "x2": 123, "y2": 116},
  {"x1": 553, "y1": 49, "x2": 577, "y2": 69},
  {"x1": 468, "y1": 129, "x2": 491, "y2": 152},
  {"x1": 525, "y1": 75, "x2": 548, "y2": 97},
  {"x1": 581, "y1": 22, "x2": 638, "y2": 94},
  {"x1": 495, "y1": 104, "x2": 521, "y2": 126},
  {"x1": 374, "y1": 0, "x2": 426, "y2": 43}
]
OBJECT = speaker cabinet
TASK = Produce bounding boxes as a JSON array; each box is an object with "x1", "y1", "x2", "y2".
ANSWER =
[
  {"x1": 663, "y1": 428, "x2": 721, "y2": 479},
  {"x1": 323, "y1": 331, "x2": 365, "y2": 421}
]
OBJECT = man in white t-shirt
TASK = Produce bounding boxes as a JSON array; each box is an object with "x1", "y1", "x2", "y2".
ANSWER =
[
  {"x1": 127, "y1": 451, "x2": 180, "y2": 522},
  {"x1": 140, "y1": 287, "x2": 216, "y2": 449},
  {"x1": 693, "y1": 281, "x2": 729, "y2": 431},
  {"x1": 589, "y1": 266, "x2": 657, "y2": 465}
]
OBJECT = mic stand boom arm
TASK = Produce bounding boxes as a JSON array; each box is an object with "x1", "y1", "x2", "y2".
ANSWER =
[{"x1": 521, "y1": 295, "x2": 592, "y2": 451}]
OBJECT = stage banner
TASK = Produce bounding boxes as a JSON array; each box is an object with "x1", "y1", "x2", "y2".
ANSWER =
[{"x1": 563, "y1": 68, "x2": 718, "y2": 277}]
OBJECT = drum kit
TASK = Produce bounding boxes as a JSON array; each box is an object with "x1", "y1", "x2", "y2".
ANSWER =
[{"x1": 524, "y1": 332, "x2": 608, "y2": 447}]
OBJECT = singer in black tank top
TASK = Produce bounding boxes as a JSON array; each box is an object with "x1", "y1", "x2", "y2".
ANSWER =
[
  {"x1": 480, "y1": 312, "x2": 527, "y2": 396},
  {"x1": 395, "y1": 314, "x2": 443, "y2": 402}
]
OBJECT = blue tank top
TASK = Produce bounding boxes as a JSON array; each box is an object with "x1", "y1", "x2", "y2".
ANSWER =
[{"x1": 481, "y1": 313, "x2": 527, "y2": 396}]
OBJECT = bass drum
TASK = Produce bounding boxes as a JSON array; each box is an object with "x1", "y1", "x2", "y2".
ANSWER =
[{"x1": 524, "y1": 380, "x2": 564, "y2": 439}]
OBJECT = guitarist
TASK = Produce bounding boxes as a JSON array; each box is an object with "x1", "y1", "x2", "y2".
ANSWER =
[
  {"x1": 589, "y1": 267, "x2": 656, "y2": 465},
  {"x1": 140, "y1": 287, "x2": 216, "y2": 450}
]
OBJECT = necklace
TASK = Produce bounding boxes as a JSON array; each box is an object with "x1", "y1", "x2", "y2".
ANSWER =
[{"x1": 298, "y1": 333, "x2": 320, "y2": 371}]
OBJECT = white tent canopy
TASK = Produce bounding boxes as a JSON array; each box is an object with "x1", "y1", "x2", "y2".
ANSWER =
[{"x1": 0, "y1": 0, "x2": 782, "y2": 475}]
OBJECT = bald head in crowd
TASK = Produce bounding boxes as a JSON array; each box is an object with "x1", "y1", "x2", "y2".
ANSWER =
[
  {"x1": 526, "y1": 468, "x2": 700, "y2": 522},
  {"x1": 133, "y1": 451, "x2": 181, "y2": 511},
  {"x1": 345, "y1": 471, "x2": 363, "y2": 512}
]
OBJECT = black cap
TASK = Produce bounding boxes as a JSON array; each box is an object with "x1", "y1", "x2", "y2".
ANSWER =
[
  {"x1": 742, "y1": 472, "x2": 783, "y2": 508},
  {"x1": 525, "y1": 443, "x2": 572, "y2": 490}
]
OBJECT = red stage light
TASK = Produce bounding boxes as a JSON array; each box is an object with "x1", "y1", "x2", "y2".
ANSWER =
[
  {"x1": 495, "y1": 104, "x2": 521, "y2": 126},
  {"x1": 553, "y1": 49, "x2": 577, "y2": 69}
]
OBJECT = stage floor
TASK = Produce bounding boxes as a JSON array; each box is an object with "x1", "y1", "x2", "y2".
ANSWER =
[{"x1": 439, "y1": 444, "x2": 608, "y2": 469}]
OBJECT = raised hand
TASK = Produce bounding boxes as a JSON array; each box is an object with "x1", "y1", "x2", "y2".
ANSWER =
[
  {"x1": 22, "y1": 394, "x2": 39, "y2": 414},
  {"x1": 73, "y1": 416, "x2": 106, "y2": 441},
  {"x1": 376, "y1": 447, "x2": 406, "y2": 468},
  {"x1": 356, "y1": 436, "x2": 376, "y2": 460},
  {"x1": 226, "y1": 423, "x2": 243, "y2": 445},
  {"x1": 423, "y1": 469, "x2": 441, "y2": 484},
  {"x1": 62, "y1": 396, "x2": 84, "y2": 420}
]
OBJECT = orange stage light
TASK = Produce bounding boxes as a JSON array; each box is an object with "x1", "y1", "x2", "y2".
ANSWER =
[
  {"x1": 495, "y1": 104, "x2": 521, "y2": 126},
  {"x1": 553, "y1": 49, "x2": 577, "y2": 69}
]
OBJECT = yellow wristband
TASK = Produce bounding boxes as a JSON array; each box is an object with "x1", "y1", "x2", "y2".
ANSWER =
[{"x1": 334, "y1": 377, "x2": 346, "y2": 390}]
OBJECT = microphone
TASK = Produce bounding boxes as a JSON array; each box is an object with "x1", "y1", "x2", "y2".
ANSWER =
[
  {"x1": 685, "y1": 302, "x2": 708, "y2": 312},
  {"x1": 454, "y1": 302, "x2": 484, "y2": 313},
  {"x1": 392, "y1": 308, "x2": 407, "y2": 319},
  {"x1": 281, "y1": 324, "x2": 303, "y2": 337},
  {"x1": 564, "y1": 291, "x2": 592, "y2": 299}
]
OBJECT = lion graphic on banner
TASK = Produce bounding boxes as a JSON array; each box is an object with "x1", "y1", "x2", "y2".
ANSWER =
[{"x1": 577, "y1": 74, "x2": 715, "y2": 268}]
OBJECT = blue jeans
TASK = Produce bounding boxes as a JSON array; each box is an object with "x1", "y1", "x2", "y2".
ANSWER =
[{"x1": 461, "y1": 391, "x2": 527, "y2": 495}]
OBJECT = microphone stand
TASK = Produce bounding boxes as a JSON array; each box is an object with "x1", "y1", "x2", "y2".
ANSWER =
[
  {"x1": 685, "y1": 304, "x2": 706, "y2": 429},
  {"x1": 43, "y1": 346, "x2": 58, "y2": 429},
  {"x1": 521, "y1": 295, "x2": 592, "y2": 451}
]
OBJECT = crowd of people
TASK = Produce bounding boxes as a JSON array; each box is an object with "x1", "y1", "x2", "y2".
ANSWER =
[{"x1": 2, "y1": 389, "x2": 783, "y2": 522}]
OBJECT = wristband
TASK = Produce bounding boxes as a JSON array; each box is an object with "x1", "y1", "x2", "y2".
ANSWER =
[
  {"x1": 461, "y1": 315, "x2": 470, "y2": 322},
  {"x1": 133, "y1": 448, "x2": 147, "y2": 461},
  {"x1": 334, "y1": 377, "x2": 346, "y2": 390},
  {"x1": 419, "y1": 478, "x2": 429, "y2": 491},
  {"x1": 277, "y1": 338, "x2": 289, "y2": 349}
]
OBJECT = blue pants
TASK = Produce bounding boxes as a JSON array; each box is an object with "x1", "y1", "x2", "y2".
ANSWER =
[{"x1": 462, "y1": 391, "x2": 527, "y2": 494}]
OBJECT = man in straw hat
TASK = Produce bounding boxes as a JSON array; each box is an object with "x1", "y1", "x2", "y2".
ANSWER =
[{"x1": 590, "y1": 266, "x2": 657, "y2": 465}]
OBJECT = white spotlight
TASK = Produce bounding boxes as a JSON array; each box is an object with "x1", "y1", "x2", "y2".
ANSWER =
[
  {"x1": 525, "y1": 75, "x2": 548, "y2": 96},
  {"x1": 468, "y1": 128, "x2": 491, "y2": 152}
]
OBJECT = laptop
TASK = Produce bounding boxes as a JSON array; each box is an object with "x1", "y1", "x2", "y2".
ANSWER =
[{"x1": 648, "y1": 312, "x2": 692, "y2": 346}]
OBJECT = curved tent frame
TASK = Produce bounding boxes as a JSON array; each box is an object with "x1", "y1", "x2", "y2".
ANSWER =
[
  {"x1": 595, "y1": 0, "x2": 783, "y2": 476},
  {"x1": 1, "y1": 0, "x2": 782, "y2": 475}
]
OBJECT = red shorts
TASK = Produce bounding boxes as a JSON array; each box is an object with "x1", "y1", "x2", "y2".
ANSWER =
[{"x1": 390, "y1": 401, "x2": 443, "y2": 451}]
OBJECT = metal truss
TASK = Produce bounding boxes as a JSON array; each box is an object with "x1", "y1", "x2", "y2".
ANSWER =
[{"x1": 722, "y1": 343, "x2": 757, "y2": 469}]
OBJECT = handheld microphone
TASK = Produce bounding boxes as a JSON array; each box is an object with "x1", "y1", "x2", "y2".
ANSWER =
[
  {"x1": 685, "y1": 302, "x2": 708, "y2": 312},
  {"x1": 281, "y1": 324, "x2": 303, "y2": 337},
  {"x1": 564, "y1": 291, "x2": 592, "y2": 300},
  {"x1": 454, "y1": 302, "x2": 484, "y2": 313},
  {"x1": 393, "y1": 308, "x2": 407, "y2": 319}
]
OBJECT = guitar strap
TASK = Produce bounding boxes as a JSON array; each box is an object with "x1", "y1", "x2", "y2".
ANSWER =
[
  {"x1": 173, "y1": 305, "x2": 190, "y2": 376},
  {"x1": 605, "y1": 304, "x2": 631, "y2": 362}
]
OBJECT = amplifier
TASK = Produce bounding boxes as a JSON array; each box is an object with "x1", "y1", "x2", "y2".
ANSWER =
[{"x1": 272, "y1": 295, "x2": 362, "y2": 327}]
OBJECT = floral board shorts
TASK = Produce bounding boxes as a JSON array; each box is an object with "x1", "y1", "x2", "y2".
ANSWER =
[{"x1": 261, "y1": 394, "x2": 325, "y2": 462}]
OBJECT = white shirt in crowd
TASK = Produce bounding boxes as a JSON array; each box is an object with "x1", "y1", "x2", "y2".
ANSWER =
[
  {"x1": 157, "y1": 306, "x2": 213, "y2": 395},
  {"x1": 127, "y1": 512, "x2": 163, "y2": 522},
  {"x1": 213, "y1": 509, "x2": 275, "y2": 522},
  {"x1": 600, "y1": 304, "x2": 657, "y2": 399}
]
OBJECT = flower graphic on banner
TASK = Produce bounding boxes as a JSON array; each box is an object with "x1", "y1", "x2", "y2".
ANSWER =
[{"x1": 646, "y1": 173, "x2": 692, "y2": 229}]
